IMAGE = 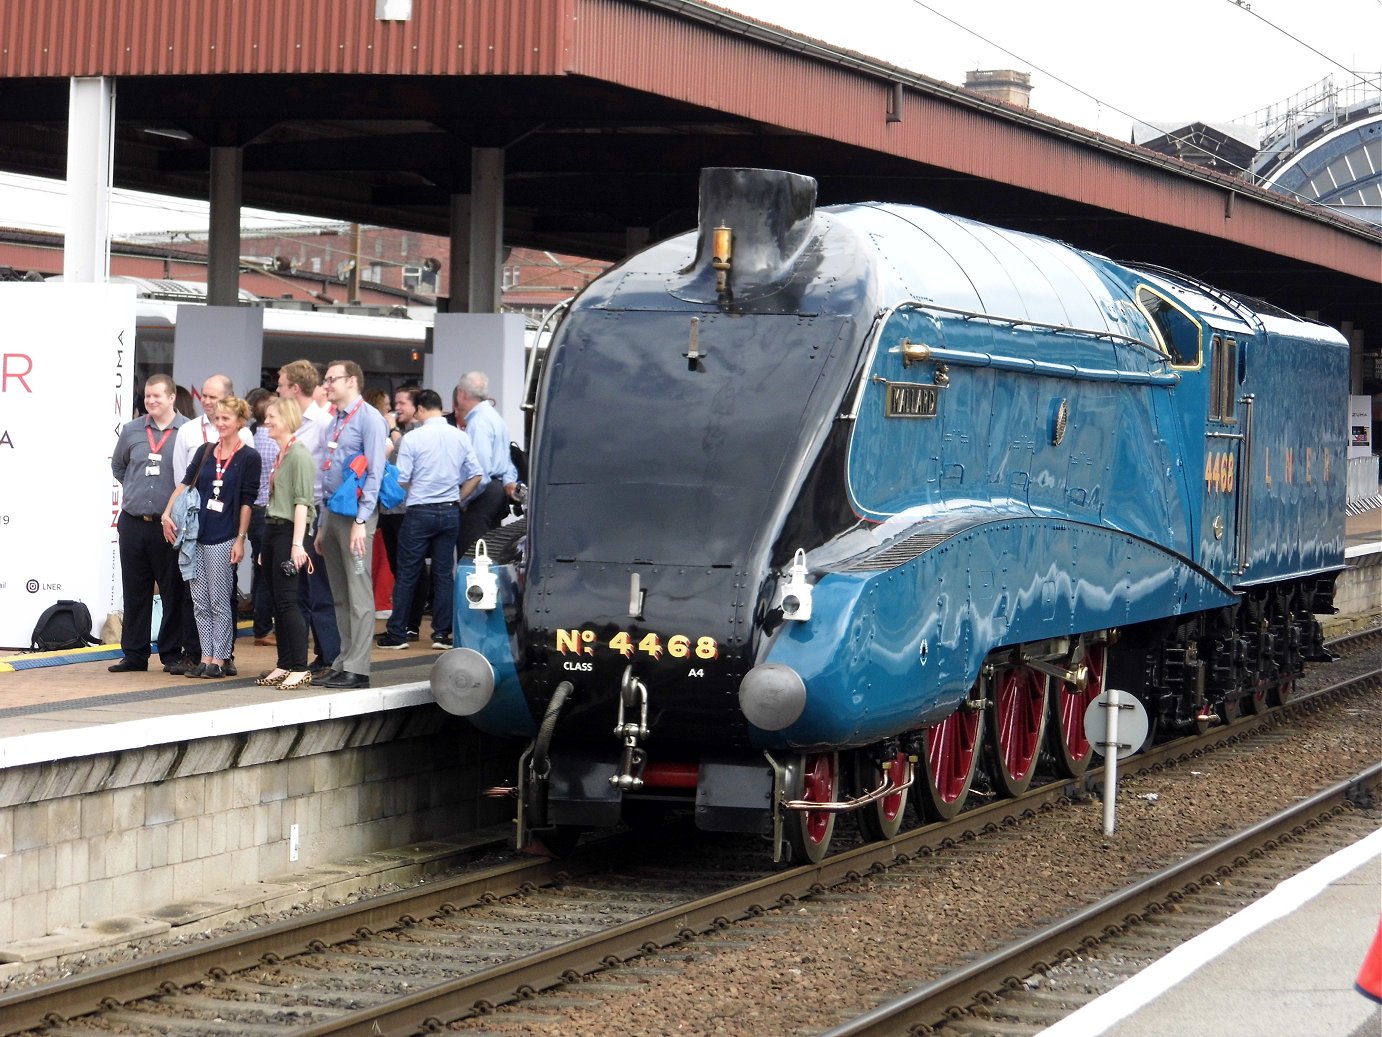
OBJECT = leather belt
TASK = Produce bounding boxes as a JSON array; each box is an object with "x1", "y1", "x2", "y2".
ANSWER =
[{"x1": 123, "y1": 511, "x2": 159, "y2": 522}]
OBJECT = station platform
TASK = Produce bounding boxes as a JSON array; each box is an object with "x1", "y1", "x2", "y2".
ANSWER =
[
  {"x1": 1038, "y1": 828, "x2": 1382, "y2": 1037},
  {"x1": 0, "y1": 620, "x2": 442, "y2": 769}
]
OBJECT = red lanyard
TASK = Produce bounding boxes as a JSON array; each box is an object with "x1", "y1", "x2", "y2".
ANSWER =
[
  {"x1": 323, "y1": 398, "x2": 364, "y2": 470},
  {"x1": 330, "y1": 399, "x2": 363, "y2": 443},
  {"x1": 145, "y1": 423, "x2": 174, "y2": 456},
  {"x1": 212, "y1": 440, "x2": 241, "y2": 498}
]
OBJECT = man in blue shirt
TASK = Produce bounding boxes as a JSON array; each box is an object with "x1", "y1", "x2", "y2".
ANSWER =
[
  {"x1": 377, "y1": 389, "x2": 483, "y2": 650},
  {"x1": 316, "y1": 360, "x2": 389, "y2": 689},
  {"x1": 452, "y1": 371, "x2": 520, "y2": 557}
]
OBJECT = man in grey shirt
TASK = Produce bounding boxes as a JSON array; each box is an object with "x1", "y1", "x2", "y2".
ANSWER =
[{"x1": 110, "y1": 373, "x2": 188, "y2": 672}]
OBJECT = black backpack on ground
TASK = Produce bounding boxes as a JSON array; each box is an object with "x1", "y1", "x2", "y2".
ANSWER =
[{"x1": 30, "y1": 599, "x2": 101, "y2": 653}]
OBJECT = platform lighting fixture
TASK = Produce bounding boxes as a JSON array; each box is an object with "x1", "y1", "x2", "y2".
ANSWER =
[{"x1": 142, "y1": 127, "x2": 194, "y2": 141}]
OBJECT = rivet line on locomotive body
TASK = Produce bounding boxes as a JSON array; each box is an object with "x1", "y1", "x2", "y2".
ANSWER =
[{"x1": 432, "y1": 167, "x2": 1347, "y2": 864}]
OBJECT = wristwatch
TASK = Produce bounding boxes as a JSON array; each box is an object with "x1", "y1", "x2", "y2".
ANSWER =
[{"x1": 354, "y1": 518, "x2": 366, "y2": 525}]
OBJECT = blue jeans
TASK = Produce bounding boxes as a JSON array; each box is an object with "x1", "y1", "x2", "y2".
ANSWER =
[{"x1": 386, "y1": 504, "x2": 459, "y2": 641}]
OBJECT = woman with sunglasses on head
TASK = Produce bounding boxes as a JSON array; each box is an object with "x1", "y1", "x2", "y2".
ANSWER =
[
  {"x1": 162, "y1": 396, "x2": 261, "y2": 679},
  {"x1": 254, "y1": 396, "x2": 316, "y2": 690}
]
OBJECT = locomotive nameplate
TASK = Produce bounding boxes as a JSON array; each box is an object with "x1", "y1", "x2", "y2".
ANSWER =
[{"x1": 882, "y1": 379, "x2": 942, "y2": 418}]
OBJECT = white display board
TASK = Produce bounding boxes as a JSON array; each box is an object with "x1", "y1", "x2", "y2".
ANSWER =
[{"x1": 0, "y1": 283, "x2": 134, "y2": 648}]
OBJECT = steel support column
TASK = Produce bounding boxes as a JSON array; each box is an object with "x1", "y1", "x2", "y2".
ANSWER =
[{"x1": 207, "y1": 145, "x2": 242, "y2": 307}]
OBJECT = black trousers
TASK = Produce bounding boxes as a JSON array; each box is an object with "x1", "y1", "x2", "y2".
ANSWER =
[
  {"x1": 117, "y1": 511, "x2": 185, "y2": 665},
  {"x1": 264, "y1": 521, "x2": 309, "y2": 669},
  {"x1": 458, "y1": 479, "x2": 508, "y2": 557}
]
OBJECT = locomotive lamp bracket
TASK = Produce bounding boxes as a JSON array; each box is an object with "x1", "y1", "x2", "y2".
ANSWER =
[
  {"x1": 683, "y1": 316, "x2": 708, "y2": 371},
  {"x1": 466, "y1": 540, "x2": 498, "y2": 610},
  {"x1": 776, "y1": 549, "x2": 814, "y2": 622}
]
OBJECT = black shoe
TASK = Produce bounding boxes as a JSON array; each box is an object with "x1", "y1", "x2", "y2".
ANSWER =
[
  {"x1": 184, "y1": 663, "x2": 207, "y2": 678},
  {"x1": 376, "y1": 633, "x2": 410, "y2": 650},
  {"x1": 108, "y1": 659, "x2": 147, "y2": 673},
  {"x1": 200, "y1": 664, "x2": 225, "y2": 679},
  {"x1": 406, "y1": 628, "x2": 420, "y2": 640},
  {"x1": 223, "y1": 659, "x2": 237, "y2": 677},
  {"x1": 431, "y1": 634, "x2": 452, "y2": 649},
  {"x1": 323, "y1": 671, "x2": 370, "y2": 689}
]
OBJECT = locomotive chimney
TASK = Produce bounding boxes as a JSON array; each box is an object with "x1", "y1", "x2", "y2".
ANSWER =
[{"x1": 684, "y1": 168, "x2": 817, "y2": 305}]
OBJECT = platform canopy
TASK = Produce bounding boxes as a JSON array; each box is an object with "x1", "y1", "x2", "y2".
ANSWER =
[{"x1": 0, "y1": 0, "x2": 1378, "y2": 330}]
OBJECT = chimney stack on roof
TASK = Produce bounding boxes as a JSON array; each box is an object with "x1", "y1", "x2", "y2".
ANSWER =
[{"x1": 964, "y1": 69, "x2": 1032, "y2": 108}]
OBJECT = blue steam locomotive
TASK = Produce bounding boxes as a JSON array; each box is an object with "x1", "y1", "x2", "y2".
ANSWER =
[{"x1": 433, "y1": 168, "x2": 1346, "y2": 862}]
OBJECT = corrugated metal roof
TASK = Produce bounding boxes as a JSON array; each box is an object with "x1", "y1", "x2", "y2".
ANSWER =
[{"x1": 0, "y1": 0, "x2": 574, "y2": 76}]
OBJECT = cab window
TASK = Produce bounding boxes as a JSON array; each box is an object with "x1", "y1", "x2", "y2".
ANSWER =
[
  {"x1": 1208, "y1": 334, "x2": 1237, "y2": 422},
  {"x1": 1137, "y1": 286, "x2": 1201, "y2": 367}
]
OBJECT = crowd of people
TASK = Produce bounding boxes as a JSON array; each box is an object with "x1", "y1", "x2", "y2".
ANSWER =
[{"x1": 109, "y1": 361, "x2": 520, "y2": 691}]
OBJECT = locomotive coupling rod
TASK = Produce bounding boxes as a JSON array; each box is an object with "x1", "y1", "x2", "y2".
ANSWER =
[
  {"x1": 1027, "y1": 659, "x2": 1090, "y2": 688},
  {"x1": 784, "y1": 759, "x2": 914, "y2": 814}
]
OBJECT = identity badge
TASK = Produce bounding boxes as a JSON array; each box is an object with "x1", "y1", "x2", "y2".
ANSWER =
[{"x1": 207, "y1": 499, "x2": 225, "y2": 513}]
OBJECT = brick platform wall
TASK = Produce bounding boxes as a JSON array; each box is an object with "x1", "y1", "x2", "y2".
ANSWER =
[{"x1": 0, "y1": 707, "x2": 518, "y2": 944}]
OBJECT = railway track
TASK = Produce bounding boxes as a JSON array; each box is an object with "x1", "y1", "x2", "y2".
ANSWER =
[
  {"x1": 822, "y1": 760, "x2": 1381, "y2": 1036},
  {"x1": 5, "y1": 637, "x2": 1378, "y2": 1037}
]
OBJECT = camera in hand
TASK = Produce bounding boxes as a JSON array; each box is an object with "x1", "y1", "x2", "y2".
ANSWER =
[{"x1": 280, "y1": 560, "x2": 298, "y2": 576}]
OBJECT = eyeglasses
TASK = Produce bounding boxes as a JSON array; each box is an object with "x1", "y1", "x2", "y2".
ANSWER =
[{"x1": 323, "y1": 374, "x2": 346, "y2": 384}]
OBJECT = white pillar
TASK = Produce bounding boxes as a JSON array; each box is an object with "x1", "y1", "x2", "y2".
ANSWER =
[{"x1": 64, "y1": 77, "x2": 115, "y2": 283}]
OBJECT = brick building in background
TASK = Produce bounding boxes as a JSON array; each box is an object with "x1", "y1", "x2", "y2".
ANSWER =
[{"x1": 0, "y1": 222, "x2": 609, "y2": 318}]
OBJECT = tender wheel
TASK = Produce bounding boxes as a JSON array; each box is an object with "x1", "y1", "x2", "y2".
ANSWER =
[
  {"x1": 854, "y1": 747, "x2": 912, "y2": 842},
  {"x1": 1047, "y1": 644, "x2": 1106, "y2": 779},
  {"x1": 987, "y1": 666, "x2": 1050, "y2": 797},
  {"x1": 1246, "y1": 677, "x2": 1272, "y2": 715},
  {"x1": 785, "y1": 752, "x2": 838, "y2": 864},
  {"x1": 918, "y1": 703, "x2": 985, "y2": 821}
]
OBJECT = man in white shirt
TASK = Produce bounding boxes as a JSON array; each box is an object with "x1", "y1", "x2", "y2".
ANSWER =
[{"x1": 172, "y1": 374, "x2": 253, "y2": 478}]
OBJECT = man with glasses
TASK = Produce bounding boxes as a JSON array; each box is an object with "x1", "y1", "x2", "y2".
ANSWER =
[{"x1": 316, "y1": 360, "x2": 388, "y2": 689}]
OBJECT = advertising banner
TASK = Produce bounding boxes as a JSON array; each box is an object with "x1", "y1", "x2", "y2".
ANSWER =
[
  {"x1": 0, "y1": 283, "x2": 134, "y2": 649},
  {"x1": 1348, "y1": 395, "x2": 1373, "y2": 460}
]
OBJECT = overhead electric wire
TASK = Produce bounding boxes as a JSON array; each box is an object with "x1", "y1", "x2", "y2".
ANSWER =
[
  {"x1": 902, "y1": 0, "x2": 1378, "y2": 215},
  {"x1": 1226, "y1": 0, "x2": 1381, "y2": 92}
]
